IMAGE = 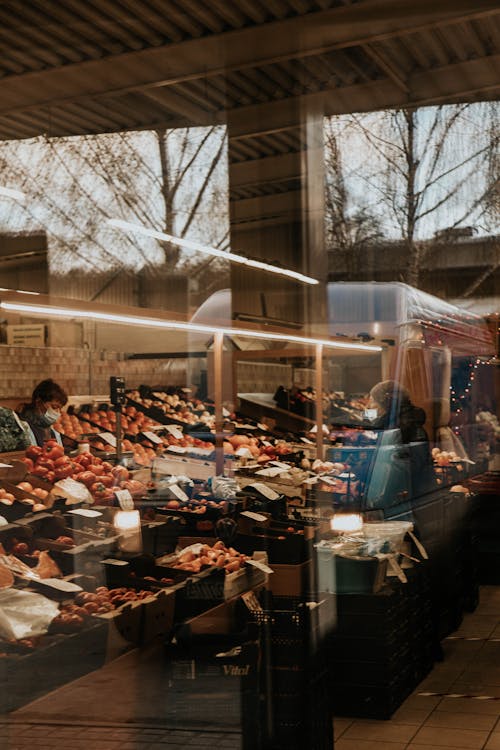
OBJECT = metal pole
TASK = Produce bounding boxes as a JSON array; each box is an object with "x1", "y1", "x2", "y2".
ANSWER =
[
  {"x1": 315, "y1": 342, "x2": 324, "y2": 460},
  {"x1": 214, "y1": 331, "x2": 224, "y2": 475}
]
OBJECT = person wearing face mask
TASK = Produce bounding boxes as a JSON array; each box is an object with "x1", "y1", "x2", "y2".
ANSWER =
[{"x1": 18, "y1": 379, "x2": 68, "y2": 447}]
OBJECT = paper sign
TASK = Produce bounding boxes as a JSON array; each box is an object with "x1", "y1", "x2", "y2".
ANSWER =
[
  {"x1": 68, "y1": 508, "x2": 103, "y2": 518},
  {"x1": 246, "y1": 558, "x2": 274, "y2": 575},
  {"x1": 257, "y1": 423, "x2": 268, "y2": 431},
  {"x1": 38, "y1": 578, "x2": 83, "y2": 593},
  {"x1": 100, "y1": 432, "x2": 117, "y2": 447},
  {"x1": 0, "y1": 463, "x2": 13, "y2": 469},
  {"x1": 142, "y1": 431, "x2": 163, "y2": 445},
  {"x1": 300, "y1": 437, "x2": 314, "y2": 444},
  {"x1": 222, "y1": 407, "x2": 230, "y2": 417},
  {"x1": 269, "y1": 461, "x2": 291, "y2": 470},
  {"x1": 241, "y1": 510, "x2": 268, "y2": 522},
  {"x1": 190, "y1": 447, "x2": 213, "y2": 456},
  {"x1": 102, "y1": 558, "x2": 129, "y2": 566},
  {"x1": 256, "y1": 467, "x2": 285, "y2": 478},
  {"x1": 165, "y1": 425, "x2": 184, "y2": 439},
  {"x1": 54, "y1": 478, "x2": 93, "y2": 505},
  {"x1": 167, "y1": 445, "x2": 187, "y2": 454},
  {"x1": 303, "y1": 476, "x2": 320, "y2": 485},
  {"x1": 169, "y1": 484, "x2": 190, "y2": 503},
  {"x1": 235, "y1": 447, "x2": 253, "y2": 458},
  {"x1": 115, "y1": 489, "x2": 134, "y2": 510},
  {"x1": 249, "y1": 483, "x2": 280, "y2": 501},
  {"x1": 261, "y1": 441, "x2": 273, "y2": 447},
  {"x1": 308, "y1": 425, "x2": 329, "y2": 435}
]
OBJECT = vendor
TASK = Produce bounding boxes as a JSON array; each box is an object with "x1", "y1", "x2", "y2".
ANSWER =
[
  {"x1": 368, "y1": 380, "x2": 428, "y2": 443},
  {"x1": 18, "y1": 379, "x2": 68, "y2": 447}
]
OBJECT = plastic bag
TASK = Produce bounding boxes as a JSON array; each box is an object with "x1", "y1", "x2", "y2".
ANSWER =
[{"x1": 0, "y1": 588, "x2": 59, "y2": 640}]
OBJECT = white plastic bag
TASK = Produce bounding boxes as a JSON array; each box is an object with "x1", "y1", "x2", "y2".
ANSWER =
[{"x1": 0, "y1": 588, "x2": 59, "y2": 640}]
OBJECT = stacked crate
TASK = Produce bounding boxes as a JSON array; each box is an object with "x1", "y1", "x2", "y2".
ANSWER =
[
  {"x1": 329, "y1": 565, "x2": 436, "y2": 720},
  {"x1": 254, "y1": 596, "x2": 334, "y2": 750}
]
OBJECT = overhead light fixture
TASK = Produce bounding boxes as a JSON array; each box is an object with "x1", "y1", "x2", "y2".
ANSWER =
[
  {"x1": 0, "y1": 300, "x2": 382, "y2": 353},
  {"x1": 107, "y1": 218, "x2": 319, "y2": 286},
  {"x1": 0, "y1": 186, "x2": 25, "y2": 202}
]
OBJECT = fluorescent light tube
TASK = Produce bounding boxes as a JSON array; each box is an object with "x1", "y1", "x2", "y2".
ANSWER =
[
  {"x1": 108, "y1": 218, "x2": 319, "y2": 286},
  {"x1": 0, "y1": 300, "x2": 382, "y2": 352}
]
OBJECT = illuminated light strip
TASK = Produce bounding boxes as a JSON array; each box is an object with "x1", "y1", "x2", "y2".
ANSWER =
[
  {"x1": 107, "y1": 218, "x2": 319, "y2": 286},
  {"x1": 0, "y1": 301, "x2": 382, "y2": 353},
  {"x1": 0, "y1": 186, "x2": 25, "y2": 201}
]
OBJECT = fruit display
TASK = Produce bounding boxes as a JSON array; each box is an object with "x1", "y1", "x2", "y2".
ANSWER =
[
  {"x1": 127, "y1": 389, "x2": 215, "y2": 428},
  {"x1": 167, "y1": 540, "x2": 247, "y2": 574}
]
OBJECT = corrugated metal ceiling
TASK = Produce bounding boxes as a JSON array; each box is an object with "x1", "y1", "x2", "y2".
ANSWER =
[{"x1": 0, "y1": 1, "x2": 498, "y2": 207}]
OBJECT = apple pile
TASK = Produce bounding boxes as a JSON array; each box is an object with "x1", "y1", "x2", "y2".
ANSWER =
[
  {"x1": 21, "y1": 443, "x2": 147, "y2": 504},
  {"x1": 51, "y1": 585, "x2": 158, "y2": 633}
]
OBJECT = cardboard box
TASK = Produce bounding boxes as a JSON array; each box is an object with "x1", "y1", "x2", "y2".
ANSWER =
[{"x1": 266, "y1": 560, "x2": 312, "y2": 597}]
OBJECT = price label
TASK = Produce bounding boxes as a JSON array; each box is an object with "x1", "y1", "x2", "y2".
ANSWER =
[
  {"x1": 246, "y1": 558, "x2": 274, "y2": 575},
  {"x1": 261, "y1": 441, "x2": 273, "y2": 447},
  {"x1": 142, "y1": 430, "x2": 163, "y2": 445},
  {"x1": 54, "y1": 478, "x2": 93, "y2": 505},
  {"x1": 241, "y1": 510, "x2": 268, "y2": 522},
  {"x1": 249, "y1": 482, "x2": 280, "y2": 501},
  {"x1": 167, "y1": 445, "x2": 187, "y2": 454},
  {"x1": 102, "y1": 558, "x2": 129, "y2": 566},
  {"x1": 257, "y1": 423, "x2": 268, "y2": 431},
  {"x1": 115, "y1": 489, "x2": 134, "y2": 510},
  {"x1": 300, "y1": 437, "x2": 314, "y2": 445},
  {"x1": 269, "y1": 461, "x2": 291, "y2": 470},
  {"x1": 256, "y1": 467, "x2": 285, "y2": 478},
  {"x1": 100, "y1": 432, "x2": 117, "y2": 447},
  {"x1": 165, "y1": 425, "x2": 183, "y2": 439},
  {"x1": 68, "y1": 508, "x2": 103, "y2": 518},
  {"x1": 222, "y1": 407, "x2": 230, "y2": 417},
  {"x1": 235, "y1": 446, "x2": 253, "y2": 457},
  {"x1": 169, "y1": 484, "x2": 190, "y2": 503}
]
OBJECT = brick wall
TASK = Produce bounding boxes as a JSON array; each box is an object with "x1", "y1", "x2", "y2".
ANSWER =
[{"x1": 0, "y1": 344, "x2": 187, "y2": 401}]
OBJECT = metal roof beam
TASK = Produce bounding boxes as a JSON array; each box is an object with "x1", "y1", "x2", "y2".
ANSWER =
[
  {"x1": 0, "y1": 0, "x2": 497, "y2": 116},
  {"x1": 227, "y1": 53, "x2": 500, "y2": 137}
]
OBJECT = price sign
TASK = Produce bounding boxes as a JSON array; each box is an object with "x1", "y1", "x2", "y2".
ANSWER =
[
  {"x1": 115, "y1": 489, "x2": 134, "y2": 510},
  {"x1": 142, "y1": 431, "x2": 163, "y2": 445},
  {"x1": 169, "y1": 484, "x2": 190, "y2": 503},
  {"x1": 165, "y1": 425, "x2": 184, "y2": 439},
  {"x1": 249, "y1": 482, "x2": 280, "y2": 501},
  {"x1": 241, "y1": 510, "x2": 268, "y2": 522},
  {"x1": 100, "y1": 432, "x2": 117, "y2": 447},
  {"x1": 167, "y1": 445, "x2": 187, "y2": 454}
]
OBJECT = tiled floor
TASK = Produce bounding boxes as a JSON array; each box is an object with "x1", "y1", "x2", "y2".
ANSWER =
[
  {"x1": 4, "y1": 587, "x2": 500, "y2": 749},
  {"x1": 335, "y1": 586, "x2": 500, "y2": 750}
]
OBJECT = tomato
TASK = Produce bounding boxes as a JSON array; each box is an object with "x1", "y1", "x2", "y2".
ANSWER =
[
  {"x1": 45, "y1": 471, "x2": 55, "y2": 484},
  {"x1": 55, "y1": 465, "x2": 74, "y2": 480},
  {"x1": 101, "y1": 462, "x2": 113, "y2": 473},
  {"x1": 31, "y1": 465, "x2": 49, "y2": 478},
  {"x1": 26, "y1": 446, "x2": 43, "y2": 461},
  {"x1": 54, "y1": 455, "x2": 71, "y2": 467},
  {"x1": 89, "y1": 464, "x2": 104, "y2": 476},
  {"x1": 44, "y1": 443, "x2": 64, "y2": 459},
  {"x1": 76, "y1": 471, "x2": 98, "y2": 488},
  {"x1": 74, "y1": 453, "x2": 93, "y2": 468},
  {"x1": 98, "y1": 475, "x2": 113, "y2": 488},
  {"x1": 111, "y1": 465, "x2": 129, "y2": 482},
  {"x1": 37, "y1": 457, "x2": 55, "y2": 471},
  {"x1": 20, "y1": 457, "x2": 34, "y2": 472}
]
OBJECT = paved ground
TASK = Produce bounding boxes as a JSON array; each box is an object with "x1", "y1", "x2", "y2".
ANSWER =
[{"x1": 4, "y1": 587, "x2": 500, "y2": 749}]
